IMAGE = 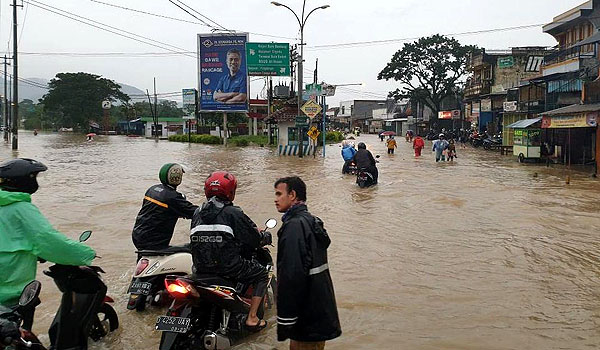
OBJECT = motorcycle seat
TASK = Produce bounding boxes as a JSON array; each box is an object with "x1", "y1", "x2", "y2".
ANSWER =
[
  {"x1": 190, "y1": 274, "x2": 238, "y2": 289},
  {"x1": 136, "y1": 245, "x2": 191, "y2": 256}
]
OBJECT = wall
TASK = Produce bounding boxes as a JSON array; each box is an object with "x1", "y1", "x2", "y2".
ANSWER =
[{"x1": 277, "y1": 121, "x2": 294, "y2": 146}]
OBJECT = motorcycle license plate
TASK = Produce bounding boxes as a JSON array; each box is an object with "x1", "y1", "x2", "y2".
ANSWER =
[
  {"x1": 155, "y1": 316, "x2": 191, "y2": 333},
  {"x1": 128, "y1": 281, "x2": 152, "y2": 296}
]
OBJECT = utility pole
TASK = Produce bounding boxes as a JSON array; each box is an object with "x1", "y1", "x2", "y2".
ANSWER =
[
  {"x1": 153, "y1": 77, "x2": 158, "y2": 141},
  {"x1": 11, "y1": 0, "x2": 21, "y2": 150},
  {"x1": 3, "y1": 55, "x2": 9, "y2": 142}
]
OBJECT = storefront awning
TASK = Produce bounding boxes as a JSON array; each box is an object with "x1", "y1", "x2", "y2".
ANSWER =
[
  {"x1": 507, "y1": 117, "x2": 542, "y2": 128},
  {"x1": 541, "y1": 103, "x2": 600, "y2": 116}
]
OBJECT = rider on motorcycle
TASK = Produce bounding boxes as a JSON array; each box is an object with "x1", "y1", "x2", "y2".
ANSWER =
[
  {"x1": 352, "y1": 142, "x2": 378, "y2": 184},
  {"x1": 341, "y1": 140, "x2": 356, "y2": 174},
  {"x1": 132, "y1": 163, "x2": 198, "y2": 251},
  {"x1": 190, "y1": 171, "x2": 269, "y2": 332},
  {"x1": 0, "y1": 158, "x2": 96, "y2": 328}
]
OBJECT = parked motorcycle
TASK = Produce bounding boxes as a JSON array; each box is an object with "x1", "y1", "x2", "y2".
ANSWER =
[
  {"x1": 483, "y1": 134, "x2": 502, "y2": 150},
  {"x1": 127, "y1": 246, "x2": 193, "y2": 311},
  {"x1": 0, "y1": 231, "x2": 118, "y2": 350},
  {"x1": 156, "y1": 219, "x2": 278, "y2": 350}
]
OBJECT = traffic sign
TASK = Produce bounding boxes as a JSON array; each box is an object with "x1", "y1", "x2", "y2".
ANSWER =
[
  {"x1": 246, "y1": 42, "x2": 290, "y2": 76},
  {"x1": 301, "y1": 100, "x2": 322, "y2": 119},
  {"x1": 307, "y1": 126, "x2": 320, "y2": 140},
  {"x1": 295, "y1": 115, "x2": 309, "y2": 127}
]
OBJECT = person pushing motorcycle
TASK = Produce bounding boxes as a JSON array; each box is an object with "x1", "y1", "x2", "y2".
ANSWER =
[
  {"x1": 190, "y1": 171, "x2": 269, "y2": 332},
  {"x1": 131, "y1": 163, "x2": 198, "y2": 251},
  {"x1": 0, "y1": 158, "x2": 95, "y2": 329}
]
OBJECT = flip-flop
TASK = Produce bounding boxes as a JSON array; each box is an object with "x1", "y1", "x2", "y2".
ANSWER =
[{"x1": 245, "y1": 318, "x2": 267, "y2": 332}]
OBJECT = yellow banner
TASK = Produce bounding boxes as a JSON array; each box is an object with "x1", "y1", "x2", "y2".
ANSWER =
[{"x1": 541, "y1": 113, "x2": 597, "y2": 128}]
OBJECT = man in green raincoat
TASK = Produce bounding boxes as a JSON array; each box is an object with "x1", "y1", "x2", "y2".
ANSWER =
[{"x1": 0, "y1": 158, "x2": 96, "y2": 310}]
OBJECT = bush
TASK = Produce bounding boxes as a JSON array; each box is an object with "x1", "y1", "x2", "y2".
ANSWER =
[
  {"x1": 168, "y1": 134, "x2": 222, "y2": 144},
  {"x1": 325, "y1": 131, "x2": 344, "y2": 143},
  {"x1": 229, "y1": 135, "x2": 268, "y2": 147}
]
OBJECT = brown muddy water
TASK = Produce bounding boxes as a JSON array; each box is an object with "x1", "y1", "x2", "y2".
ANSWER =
[{"x1": 2, "y1": 132, "x2": 600, "y2": 350}]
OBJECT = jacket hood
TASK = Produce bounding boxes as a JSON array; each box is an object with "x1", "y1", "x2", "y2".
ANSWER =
[
  {"x1": 283, "y1": 203, "x2": 331, "y2": 248},
  {"x1": 199, "y1": 196, "x2": 229, "y2": 222},
  {"x1": 0, "y1": 189, "x2": 31, "y2": 206},
  {"x1": 342, "y1": 144, "x2": 351, "y2": 149}
]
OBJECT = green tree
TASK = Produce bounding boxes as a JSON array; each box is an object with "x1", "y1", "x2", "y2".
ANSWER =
[
  {"x1": 20, "y1": 99, "x2": 45, "y2": 130},
  {"x1": 200, "y1": 112, "x2": 247, "y2": 126},
  {"x1": 39, "y1": 72, "x2": 130, "y2": 130},
  {"x1": 130, "y1": 100, "x2": 184, "y2": 118},
  {"x1": 378, "y1": 34, "x2": 475, "y2": 120}
]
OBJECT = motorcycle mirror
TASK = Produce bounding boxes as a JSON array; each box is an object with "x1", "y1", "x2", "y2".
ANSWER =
[
  {"x1": 79, "y1": 230, "x2": 92, "y2": 242},
  {"x1": 265, "y1": 218, "x2": 278, "y2": 229},
  {"x1": 18, "y1": 280, "x2": 41, "y2": 307},
  {"x1": 375, "y1": 155, "x2": 380, "y2": 158}
]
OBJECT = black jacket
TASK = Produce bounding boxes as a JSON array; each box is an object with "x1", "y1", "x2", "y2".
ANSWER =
[
  {"x1": 132, "y1": 184, "x2": 198, "y2": 250},
  {"x1": 190, "y1": 197, "x2": 261, "y2": 275},
  {"x1": 352, "y1": 149, "x2": 376, "y2": 170},
  {"x1": 276, "y1": 204, "x2": 341, "y2": 342}
]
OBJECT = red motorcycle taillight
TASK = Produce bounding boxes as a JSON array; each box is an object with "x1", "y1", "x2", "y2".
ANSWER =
[
  {"x1": 164, "y1": 278, "x2": 199, "y2": 299},
  {"x1": 135, "y1": 258, "x2": 149, "y2": 276}
]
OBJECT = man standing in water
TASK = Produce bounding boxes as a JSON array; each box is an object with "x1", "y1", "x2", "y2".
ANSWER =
[
  {"x1": 432, "y1": 134, "x2": 449, "y2": 162},
  {"x1": 386, "y1": 136, "x2": 397, "y2": 154},
  {"x1": 274, "y1": 176, "x2": 341, "y2": 350}
]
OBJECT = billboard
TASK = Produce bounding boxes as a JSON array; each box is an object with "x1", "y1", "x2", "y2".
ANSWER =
[{"x1": 198, "y1": 33, "x2": 249, "y2": 112}]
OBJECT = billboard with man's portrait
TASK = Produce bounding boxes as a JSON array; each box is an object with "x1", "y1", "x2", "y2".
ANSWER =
[{"x1": 197, "y1": 33, "x2": 249, "y2": 112}]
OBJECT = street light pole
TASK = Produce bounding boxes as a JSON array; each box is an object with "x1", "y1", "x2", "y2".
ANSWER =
[{"x1": 271, "y1": 1, "x2": 329, "y2": 158}]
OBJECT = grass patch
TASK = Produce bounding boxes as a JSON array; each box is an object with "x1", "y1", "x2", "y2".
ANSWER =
[
  {"x1": 168, "y1": 134, "x2": 222, "y2": 144},
  {"x1": 229, "y1": 135, "x2": 268, "y2": 147}
]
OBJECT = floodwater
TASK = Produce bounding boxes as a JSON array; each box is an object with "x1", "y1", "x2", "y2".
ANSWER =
[{"x1": 2, "y1": 132, "x2": 600, "y2": 350}]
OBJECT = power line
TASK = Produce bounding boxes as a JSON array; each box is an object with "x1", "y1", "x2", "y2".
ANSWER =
[
  {"x1": 18, "y1": 1, "x2": 30, "y2": 46},
  {"x1": 24, "y1": 0, "x2": 196, "y2": 58},
  {"x1": 167, "y1": 0, "x2": 215, "y2": 29},
  {"x1": 89, "y1": 0, "x2": 209, "y2": 26},
  {"x1": 171, "y1": 0, "x2": 227, "y2": 31}
]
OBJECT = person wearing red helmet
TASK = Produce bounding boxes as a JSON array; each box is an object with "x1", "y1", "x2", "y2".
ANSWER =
[{"x1": 190, "y1": 171, "x2": 269, "y2": 332}]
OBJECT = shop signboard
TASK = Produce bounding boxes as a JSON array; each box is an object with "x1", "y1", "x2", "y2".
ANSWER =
[
  {"x1": 198, "y1": 33, "x2": 249, "y2": 112},
  {"x1": 541, "y1": 113, "x2": 597, "y2": 128},
  {"x1": 498, "y1": 56, "x2": 514, "y2": 68},
  {"x1": 438, "y1": 111, "x2": 453, "y2": 120},
  {"x1": 503, "y1": 101, "x2": 518, "y2": 112},
  {"x1": 481, "y1": 99, "x2": 492, "y2": 112},
  {"x1": 246, "y1": 42, "x2": 290, "y2": 76},
  {"x1": 452, "y1": 110, "x2": 461, "y2": 119}
]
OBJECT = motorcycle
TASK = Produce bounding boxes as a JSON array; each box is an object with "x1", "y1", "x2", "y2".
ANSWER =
[
  {"x1": 342, "y1": 160, "x2": 357, "y2": 175},
  {"x1": 0, "y1": 231, "x2": 118, "y2": 350},
  {"x1": 356, "y1": 155, "x2": 379, "y2": 188},
  {"x1": 127, "y1": 245, "x2": 193, "y2": 311},
  {"x1": 482, "y1": 134, "x2": 502, "y2": 150},
  {"x1": 156, "y1": 219, "x2": 279, "y2": 350},
  {"x1": 0, "y1": 281, "x2": 45, "y2": 350}
]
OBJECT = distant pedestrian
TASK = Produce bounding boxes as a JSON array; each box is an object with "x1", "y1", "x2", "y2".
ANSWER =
[
  {"x1": 447, "y1": 139, "x2": 457, "y2": 161},
  {"x1": 386, "y1": 136, "x2": 397, "y2": 154},
  {"x1": 273, "y1": 176, "x2": 342, "y2": 350},
  {"x1": 407, "y1": 130, "x2": 414, "y2": 143},
  {"x1": 413, "y1": 136, "x2": 425, "y2": 157},
  {"x1": 379, "y1": 133, "x2": 385, "y2": 142},
  {"x1": 432, "y1": 134, "x2": 449, "y2": 162}
]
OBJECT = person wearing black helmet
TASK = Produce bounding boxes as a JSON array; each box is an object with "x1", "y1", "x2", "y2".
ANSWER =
[
  {"x1": 352, "y1": 142, "x2": 378, "y2": 184},
  {"x1": 131, "y1": 163, "x2": 198, "y2": 251},
  {"x1": 0, "y1": 158, "x2": 95, "y2": 328}
]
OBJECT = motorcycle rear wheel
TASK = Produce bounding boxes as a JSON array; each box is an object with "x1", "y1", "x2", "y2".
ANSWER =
[{"x1": 90, "y1": 303, "x2": 119, "y2": 341}]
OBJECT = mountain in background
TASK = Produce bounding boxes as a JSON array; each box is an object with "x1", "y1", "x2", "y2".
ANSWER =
[{"x1": 0, "y1": 78, "x2": 150, "y2": 103}]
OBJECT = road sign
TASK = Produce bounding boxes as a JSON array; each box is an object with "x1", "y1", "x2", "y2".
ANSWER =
[
  {"x1": 295, "y1": 115, "x2": 309, "y2": 127},
  {"x1": 301, "y1": 100, "x2": 322, "y2": 119},
  {"x1": 246, "y1": 42, "x2": 290, "y2": 76},
  {"x1": 498, "y1": 56, "x2": 514, "y2": 68},
  {"x1": 307, "y1": 126, "x2": 320, "y2": 140}
]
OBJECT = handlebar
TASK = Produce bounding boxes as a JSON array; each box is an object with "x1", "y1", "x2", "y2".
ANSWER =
[{"x1": 260, "y1": 231, "x2": 273, "y2": 247}]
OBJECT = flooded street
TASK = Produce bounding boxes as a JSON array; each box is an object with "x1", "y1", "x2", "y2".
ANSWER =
[{"x1": 2, "y1": 132, "x2": 600, "y2": 350}]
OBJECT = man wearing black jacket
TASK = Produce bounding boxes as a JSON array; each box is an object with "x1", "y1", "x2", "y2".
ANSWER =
[
  {"x1": 274, "y1": 176, "x2": 341, "y2": 350},
  {"x1": 132, "y1": 163, "x2": 198, "y2": 251},
  {"x1": 352, "y1": 142, "x2": 378, "y2": 184}
]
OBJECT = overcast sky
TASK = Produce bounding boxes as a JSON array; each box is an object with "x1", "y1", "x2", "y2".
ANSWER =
[{"x1": 0, "y1": 0, "x2": 585, "y2": 106}]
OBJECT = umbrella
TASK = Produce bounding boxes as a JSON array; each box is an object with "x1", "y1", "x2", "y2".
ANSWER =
[
  {"x1": 380, "y1": 131, "x2": 396, "y2": 136},
  {"x1": 86, "y1": 133, "x2": 97, "y2": 137}
]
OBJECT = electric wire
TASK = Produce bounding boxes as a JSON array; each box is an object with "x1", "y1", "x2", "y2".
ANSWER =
[
  {"x1": 89, "y1": 0, "x2": 209, "y2": 26},
  {"x1": 24, "y1": 0, "x2": 196, "y2": 58},
  {"x1": 18, "y1": 1, "x2": 29, "y2": 46}
]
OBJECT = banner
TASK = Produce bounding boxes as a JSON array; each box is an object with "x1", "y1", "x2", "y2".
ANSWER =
[
  {"x1": 438, "y1": 111, "x2": 452, "y2": 120},
  {"x1": 198, "y1": 33, "x2": 249, "y2": 112},
  {"x1": 541, "y1": 113, "x2": 597, "y2": 128}
]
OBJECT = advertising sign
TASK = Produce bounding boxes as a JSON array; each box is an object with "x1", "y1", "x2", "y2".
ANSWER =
[
  {"x1": 182, "y1": 88, "x2": 196, "y2": 112},
  {"x1": 198, "y1": 33, "x2": 249, "y2": 112},
  {"x1": 301, "y1": 100, "x2": 323, "y2": 119},
  {"x1": 246, "y1": 42, "x2": 290, "y2": 76},
  {"x1": 541, "y1": 113, "x2": 596, "y2": 128}
]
